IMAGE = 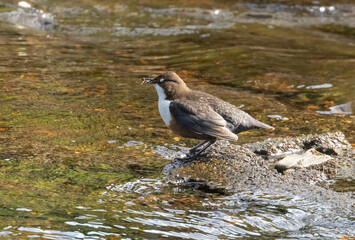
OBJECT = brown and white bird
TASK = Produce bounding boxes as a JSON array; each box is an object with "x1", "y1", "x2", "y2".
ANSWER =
[{"x1": 142, "y1": 71, "x2": 274, "y2": 160}]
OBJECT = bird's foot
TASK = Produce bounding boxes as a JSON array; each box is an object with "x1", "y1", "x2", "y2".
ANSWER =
[
  {"x1": 175, "y1": 149, "x2": 208, "y2": 162},
  {"x1": 175, "y1": 152, "x2": 197, "y2": 162},
  {"x1": 175, "y1": 140, "x2": 215, "y2": 162}
]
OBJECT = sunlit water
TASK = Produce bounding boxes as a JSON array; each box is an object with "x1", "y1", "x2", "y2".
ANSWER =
[
  {"x1": 0, "y1": 0, "x2": 354, "y2": 239},
  {"x1": 2, "y1": 178, "x2": 354, "y2": 239}
]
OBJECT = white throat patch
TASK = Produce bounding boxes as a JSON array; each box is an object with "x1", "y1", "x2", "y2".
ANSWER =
[{"x1": 154, "y1": 84, "x2": 172, "y2": 126}]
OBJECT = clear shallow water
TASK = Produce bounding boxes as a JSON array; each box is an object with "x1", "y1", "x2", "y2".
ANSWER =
[
  {"x1": 1, "y1": 178, "x2": 354, "y2": 239},
  {"x1": 0, "y1": 0, "x2": 354, "y2": 239}
]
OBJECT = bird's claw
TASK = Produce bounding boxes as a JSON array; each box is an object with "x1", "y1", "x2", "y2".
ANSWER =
[{"x1": 175, "y1": 153, "x2": 196, "y2": 162}]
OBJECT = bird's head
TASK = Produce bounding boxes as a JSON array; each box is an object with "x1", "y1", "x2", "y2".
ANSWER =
[{"x1": 142, "y1": 71, "x2": 189, "y2": 99}]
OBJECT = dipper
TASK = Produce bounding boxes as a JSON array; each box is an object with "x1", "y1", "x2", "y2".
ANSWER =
[{"x1": 142, "y1": 71, "x2": 274, "y2": 160}]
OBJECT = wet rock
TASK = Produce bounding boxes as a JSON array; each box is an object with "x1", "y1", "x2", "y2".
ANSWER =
[
  {"x1": 165, "y1": 132, "x2": 354, "y2": 216},
  {"x1": 274, "y1": 148, "x2": 333, "y2": 172},
  {"x1": 236, "y1": 4, "x2": 355, "y2": 28},
  {"x1": 316, "y1": 101, "x2": 352, "y2": 115},
  {"x1": 244, "y1": 132, "x2": 351, "y2": 157},
  {"x1": 124, "y1": 141, "x2": 145, "y2": 147},
  {"x1": 0, "y1": 4, "x2": 55, "y2": 31},
  {"x1": 152, "y1": 145, "x2": 188, "y2": 160},
  {"x1": 166, "y1": 133, "x2": 353, "y2": 189},
  {"x1": 302, "y1": 132, "x2": 352, "y2": 155},
  {"x1": 167, "y1": 141, "x2": 279, "y2": 191}
]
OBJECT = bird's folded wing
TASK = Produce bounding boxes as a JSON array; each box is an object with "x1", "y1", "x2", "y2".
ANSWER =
[{"x1": 169, "y1": 100, "x2": 238, "y2": 141}]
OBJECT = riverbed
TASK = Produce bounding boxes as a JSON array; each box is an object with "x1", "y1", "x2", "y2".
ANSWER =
[{"x1": 0, "y1": 0, "x2": 354, "y2": 239}]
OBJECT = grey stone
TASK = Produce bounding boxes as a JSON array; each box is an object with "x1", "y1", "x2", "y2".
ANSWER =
[
  {"x1": 164, "y1": 132, "x2": 354, "y2": 217},
  {"x1": 275, "y1": 148, "x2": 333, "y2": 172},
  {"x1": 244, "y1": 132, "x2": 351, "y2": 157}
]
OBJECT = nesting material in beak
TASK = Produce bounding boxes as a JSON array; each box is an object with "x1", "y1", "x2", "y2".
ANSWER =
[{"x1": 141, "y1": 78, "x2": 153, "y2": 85}]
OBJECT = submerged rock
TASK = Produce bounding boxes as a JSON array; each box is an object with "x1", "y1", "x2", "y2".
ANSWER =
[
  {"x1": 274, "y1": 148, "x2": 334, "y2": 172},
  {"x1": 0, "y1": 3, "x2": 55, "y2": 31},
  {"x1": 316, "y1": 101, "x2": 352, "y2": 115}
]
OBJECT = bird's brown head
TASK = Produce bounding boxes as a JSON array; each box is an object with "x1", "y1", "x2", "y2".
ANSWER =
[{"x1": 142, "y1": 71, "x2": 189, "y2": 99}]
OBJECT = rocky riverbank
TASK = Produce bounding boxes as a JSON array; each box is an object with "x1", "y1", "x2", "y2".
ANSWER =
[{"x1": 164, "y1": 132, "x2": 354, "y2": 216}]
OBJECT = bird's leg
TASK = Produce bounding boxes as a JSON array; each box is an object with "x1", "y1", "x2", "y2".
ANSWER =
[
  {"x1": 191, "y1": 140, "x2": 215, "y2": 158},
  {"x1": 188, "y1": 140, "x2": 209, "y2": 155},
  {"x1": 176, "y1": 140, "x2": 216, "y2": 161}
]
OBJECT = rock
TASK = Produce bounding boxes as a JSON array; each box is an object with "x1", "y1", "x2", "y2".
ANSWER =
[
  {"x1": 316, "y1": 101, "x2": 352, "y2": 115},
  {"x1": 274, "y1": 148, "x2": 333, "y2": 172},
  {"x1": 244, "y1": 132, "x2": 351, "y2": 157},
  {"x1": 169, "y1": 142, "x2": 275, "y2": 191},
  {"x1": 0, "y1": 8, "x2": 55, "y2": 31},
  {"x1": 164, "y1": 132, "x2": 354, "y2": 221},
  {"x1": 303, "y1": 132, "x2": 352, "y2": 155},
  {"x1": 164, "y1": 132, "x2": 353, "y2": 195},
  {"x1": 165, "y1": 133, "x2": 353, "y2": 190}
]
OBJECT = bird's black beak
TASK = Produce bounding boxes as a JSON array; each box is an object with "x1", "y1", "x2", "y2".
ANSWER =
[{"x1": 141, "y1": 77, "x2": 154, "y2": 85}]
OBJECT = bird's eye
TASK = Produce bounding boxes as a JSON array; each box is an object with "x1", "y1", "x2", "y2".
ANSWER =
[{"x1": 160, "y1": 78, "x2": 165, "y2": 83}]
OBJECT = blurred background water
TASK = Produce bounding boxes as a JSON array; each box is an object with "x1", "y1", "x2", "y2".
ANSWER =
[{"x1": 0, "y1": 0, "x2": 354, "y2": 239}]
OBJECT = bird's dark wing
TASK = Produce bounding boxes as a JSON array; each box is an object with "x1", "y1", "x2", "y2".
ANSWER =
[
  {"x1": 193, "y1": 91, "x2": 274, "y2": 133},
  {"x1": 169, "y1": 100, "x2": 239, "y2": 141}
]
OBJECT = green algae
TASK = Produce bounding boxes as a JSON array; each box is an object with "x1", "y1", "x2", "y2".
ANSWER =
[
  {"x1": 333, "y1": 178, "x2": 355, "y2": 192},
  {"x1": 0, "y1": 6, "x2": 16, "y2": 14},
  {"x1": 315, "y1": 24, "x2": 355, "y2": 37}
]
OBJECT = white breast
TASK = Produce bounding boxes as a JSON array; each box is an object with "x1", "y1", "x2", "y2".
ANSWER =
[{"x1": 154, "y1": 84, "x2": 172, "y2": 126}]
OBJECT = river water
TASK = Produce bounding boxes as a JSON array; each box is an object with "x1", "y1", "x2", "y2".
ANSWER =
[{"x1": 0, "y1": 0, "x2": 354, "y2": 239}]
